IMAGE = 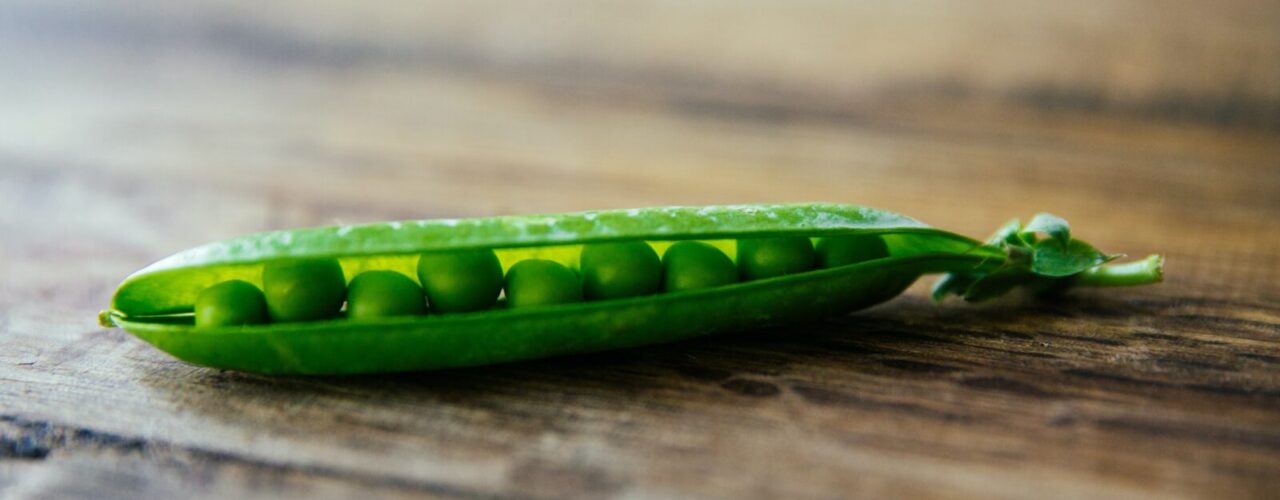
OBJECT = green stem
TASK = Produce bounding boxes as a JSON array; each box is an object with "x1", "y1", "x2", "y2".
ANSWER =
[{"x1": 1073, "y1": 254, "x2": 1164, "y2": 288}]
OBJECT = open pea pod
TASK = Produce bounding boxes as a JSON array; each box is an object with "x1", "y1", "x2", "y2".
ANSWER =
[{"x1": 100, "y1": 203, "x2": 1163, "y2": 375}]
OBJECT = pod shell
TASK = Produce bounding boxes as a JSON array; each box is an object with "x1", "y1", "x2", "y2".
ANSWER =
[{"x1": 104, "y1": 204, "x2": 998, "y2": 374}]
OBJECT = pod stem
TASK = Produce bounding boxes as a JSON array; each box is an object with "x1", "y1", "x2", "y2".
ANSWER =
[
  {"x1": 1073, "y1": 254, "x2": 1164, "y2": 288},
  {"x1": 933, "y1": 214, "x2": 1164, "y2": 302}
]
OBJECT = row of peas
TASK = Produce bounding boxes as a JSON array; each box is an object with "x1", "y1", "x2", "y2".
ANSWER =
[{"x1": 193, "y1": 234, "x2": 888, "y2": 327}]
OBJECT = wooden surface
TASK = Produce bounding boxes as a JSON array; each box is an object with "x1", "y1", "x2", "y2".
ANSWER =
[{"x1": 3, "y1": 1, "x2": 1280, "y2": 498}]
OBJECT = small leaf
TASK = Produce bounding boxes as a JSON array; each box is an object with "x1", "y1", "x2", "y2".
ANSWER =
[
  {"x1": 931, "y1": 273, "x2": 977, "y2": 303},
  {"x1": 1022, "y1": 213, "x2": 1070, "y2": 244},
  {"x1": 963, "y1": 266, "x2": 1033, "y2": 302},
  {"x1": 1006, "y1": 244, "x2": 1034, "y2": 266},
  {"x1": 1031, "y1": 239, "x2": 1108, "y2": 277},
  {"x1": 985, "y1": 219, "x2": 1024, "y2": 247}
]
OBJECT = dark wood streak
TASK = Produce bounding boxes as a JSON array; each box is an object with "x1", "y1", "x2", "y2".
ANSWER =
[
  {"x1": 1037, "y1": 331, "x2": 1129, "y2": 347},
  {"x1": 1130, "y1": 331, "x2": 1215, "y2": 347},
  {"x1": 1238, "y1": 353, "x2": 1280, "y2": 365},
  {"x1": 799, "y1": 338, "x2": 889, "y2": 356},
  {"x1": 939, "y1": 327, "x2": 1036, "y2": 341},
  {"x1": 1166, "y1": 314, "x2": 1280, "y2": 335},
  {"x1": 1092, "y1": 416, "x2": 1280, "y2": 453},
  {"x1": 0, "y1": 415, "x2": 497, "y2": 498},
  {"x1": 1062, "y1": 369, "x2": 1280, "y2": 403},
  {"x1": 671, "y1": 364, "x2": 735, "y2": 382},
  {"x1": 1062, "y1": 369, "x2": 1175, "y2": 388},
  {"x1": 720, "y1": 379, "x2": 783, "y2": 398},
  {"x1": 956, "y1": 377, "x2": 1058, "y2": 399},
  {"x1": 1129, "y1": 296, "x2": 1280, "y2": 314},
  {"x1": 1152, "y1": 356, "x2": 1240, "y2": 373},
  {"x1": 788, "y1": 385, "x2": 973, "y2": 423},
  {"x1": 1178, "y1": 384, "x2": 1280, "y2": 401},
  {"x1": 1007, "y1": 84, "x2": 1280, "y2": 130},
  {"x1": 878, "y1": 359, "x2": 966, "y2": 375},
  {"x1": 959, "y1": 344, "x2": 1063, "y2": 360}
]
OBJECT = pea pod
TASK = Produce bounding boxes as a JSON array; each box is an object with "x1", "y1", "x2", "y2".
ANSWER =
[{"x1": 99, "y1": 203, "x2": 1163, "y2": 375}]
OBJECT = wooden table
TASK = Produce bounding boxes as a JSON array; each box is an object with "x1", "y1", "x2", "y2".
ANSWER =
[{"x1": 3, "y1": 1, "x2": 1278, "y2": 498}]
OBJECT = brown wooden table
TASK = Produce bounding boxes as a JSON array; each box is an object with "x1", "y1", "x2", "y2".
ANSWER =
[{"x1": 2, "y1": 1, "x2": 1279, "y2": 498}]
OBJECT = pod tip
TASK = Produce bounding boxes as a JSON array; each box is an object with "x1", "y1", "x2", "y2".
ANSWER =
[{"x1": 98, "y1": 310, "x2": 119, "y2": 329}]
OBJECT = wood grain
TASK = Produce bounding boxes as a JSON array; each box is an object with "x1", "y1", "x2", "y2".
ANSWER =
[{"x1": 2, "y1": 1, "x2": 1279, "y2": 498}]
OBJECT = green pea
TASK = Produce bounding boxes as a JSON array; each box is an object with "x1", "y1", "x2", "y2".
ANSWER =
[
  {"x1": 504, "y1": 259, "x2": 582, "y2": 308},
  {"x1": 417, "y1": 249, "x2": 503, "y2": 313},
  {"x1": 737, "y1": 236, "x2": 814, "y2": 280},
  {"x1": 194, "y1": 280, "x2": 267, "y2": 327},
  {"x1": 662, "y1": 241, "x2": 737, "y2": 292},
  {"x1": 580, "y1": 241, "x2": 661, "y2": 300},
  {"x1": 262, "y1": 258, "x2": 346, "y2": 322},
  {"x1": 346, "y1": 270, "x2": 425, "y2": 320},
  {"x1": 816, "y1": 234, "x2": 890, "y2": 268}
]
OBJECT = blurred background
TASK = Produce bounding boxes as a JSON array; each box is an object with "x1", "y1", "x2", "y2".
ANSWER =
[
  {"x1": 2, "y1": 1, "x2": 1279, "y2": 498},
  {"x1": 4, "y1": 0, "x2": 1278, "y2": 307},
  {"x1": 4, "y1": 0, "x2": 1279, "y2": 311}
]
